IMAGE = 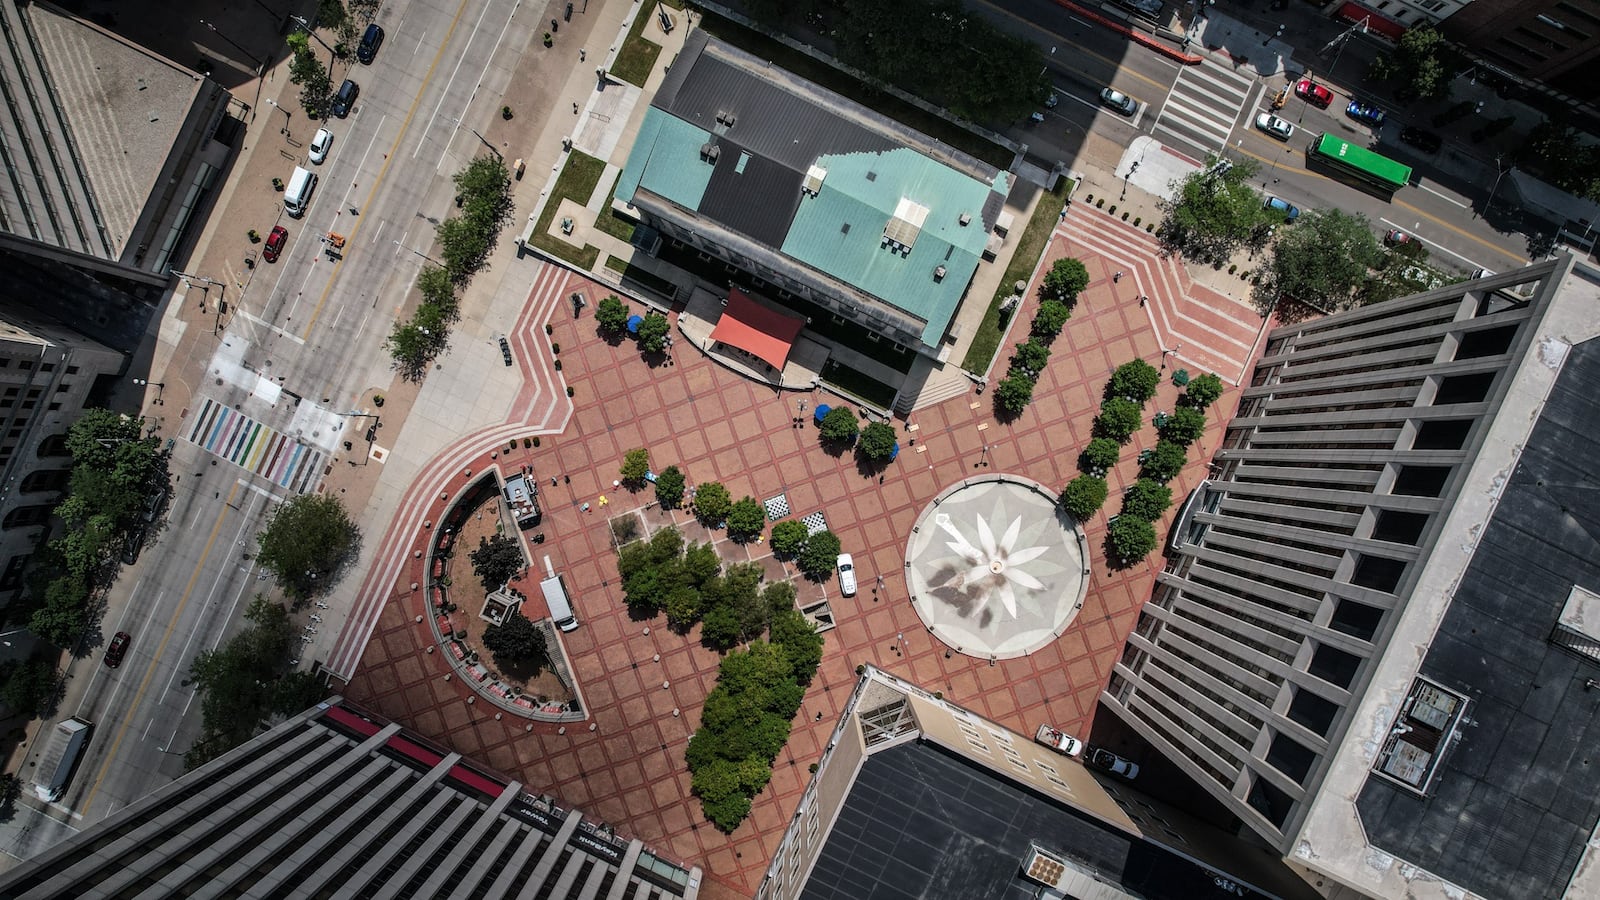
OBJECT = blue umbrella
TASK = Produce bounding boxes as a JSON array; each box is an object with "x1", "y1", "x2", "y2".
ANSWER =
[
  {"x1": 888, "y1": 442, "x2": 900, "y2": 461},
  {"x1": 626, "y1": 315, "x2": 643, "y2": 334},
  {"x1": 813, "y1": 404, "x2": 831, "y2": 424}
]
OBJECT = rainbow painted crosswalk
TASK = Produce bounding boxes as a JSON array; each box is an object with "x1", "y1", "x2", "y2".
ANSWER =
[{"x1": 186, "y1": 397, "x2": 326, "y2": 493}]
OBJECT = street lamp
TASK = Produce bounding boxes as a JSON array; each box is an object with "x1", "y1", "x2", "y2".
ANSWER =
[
  {"x1": 393, "y1": 240, "x2": 439, "y2": 264},
  {"x1": 443, "y1": 115, "x2": 501, "y2": 158},
  {"x1": 265, "y1": 98, "x2": 291, "y2": 136},
  {"x1": 133, "y1": 378, "x2": 166, "y2": 405}
]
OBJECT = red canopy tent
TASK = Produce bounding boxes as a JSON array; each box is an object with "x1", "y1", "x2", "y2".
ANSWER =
[
  {"x1": 709, "y1": 287, "x2": 806, "y2": 371},
  {"x1": 1334, "y1": 2, "x2": 1407, "y2": 40}
]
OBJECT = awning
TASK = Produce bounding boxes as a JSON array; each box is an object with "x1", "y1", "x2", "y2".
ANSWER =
[
  {"x1": 709, "y1": 287, "x2": 806, "y2": 371},
  {"x1": 1334, "y1": 2, "x2": 1406, "y2": 41}
]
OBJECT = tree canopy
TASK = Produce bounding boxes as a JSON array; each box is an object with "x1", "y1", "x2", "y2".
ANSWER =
[
  {"x1": 693, "y1": 482, "x2": 731, "y2": 525},
  {"x1": 620, "y1": 448, "x2": 651, "y2": 485},
  {"x1": 1109, "y1": 360, "x2": 1161, "y2": 403},
  {"x1": 857, "y1": 421, "x2": 897, "y2": 462},
  {"x1": 482, "y1": 611, "x2": 550, "y2": 669},
  {"x1": 654, "y1": 465, "x2": 685, "y2": 509},
  {"x1": 796, "y1": 530, "x2": 841, "y2": 580},
  {"x1": 725, "y1": 497, "x2": 766, "y2": 543},
  {"x1": 818, "y1": 407, "x2": 859, "y2": 444},
  {"x1": 1060, "y1": 475, "x2": 1108, "y2": 522},
  {"x1": 1157, "y1": 157, "x2": 1275, "y2": 266},
  {"x1": 256, "y1": 494, "x2": 359, "y2": 599},
  {"x1": 1095, "y1": 397, "x2": 1144, "y2": 443},
  {"x1": 769, "y1": 520, "x2": 809, "y2": 557},
  {"x1": 636, "y1": 312, "x2": 670, "y2": 353},
  {"x1": 470, "y1": 533, "x2": 524, "y2": 592},
  {"x1": 1041, "y1": 258, "x2": 1090, "y2": 305},
  {"x1": 595, "y1": 295, "x2": 630, "y2": 334},
  {"x1": 1253, "y1": 208, "x2": 1383, "y2": 319}
]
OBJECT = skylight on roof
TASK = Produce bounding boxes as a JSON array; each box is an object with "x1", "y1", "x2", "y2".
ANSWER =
[
  {"x1": 884, "y1": 197, "x2": 930, "y2": 249},
  {"x1": 802, "y1": 164, "x2": 827, "y2": 197}
]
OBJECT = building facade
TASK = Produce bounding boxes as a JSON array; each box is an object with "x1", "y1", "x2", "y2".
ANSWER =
[
  {"x1": 1103, "y1": 257, "x2": 1600, "y2": 898},
  {"x1": 0, "y1": 308, "x2": 123, "y2": 611},
  {"x1": 0, "y1": 698, "x2": 702, "y2": 899},
  {"x1": 1441, "y1": 0, "x2": 1600, "y2": 100}
]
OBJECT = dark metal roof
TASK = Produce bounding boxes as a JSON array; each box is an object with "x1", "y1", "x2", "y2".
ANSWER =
[
  {"x1": 799, "y1": 740, "x2": 1317, "y2": 900},
  {"x1": 697, "y1": 137, "x2": 805, "y2": 250},
  {"x1": 1356, "y1": 336, "x2": 1600, "y2": 899}
]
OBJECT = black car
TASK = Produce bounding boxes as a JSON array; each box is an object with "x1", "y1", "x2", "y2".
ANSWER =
[
  {"x1": 332, "y1": 79, "x2": 359, "y2": 118},
  {"x1": 356, "y1": 24, "x2": 384, "y2": 64},
  {"x1": 1399, "y1": 126, "x2": 1442, "y2": 154}
]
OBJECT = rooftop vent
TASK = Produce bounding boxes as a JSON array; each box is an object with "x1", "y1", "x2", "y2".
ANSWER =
[
  {"x1": 934, "y1": 265, "x2": 947, "y2": 282},
  {"x1": 715, "y1": 110, "x2": 737, "y2": 127},
  {"x1": 699, "y1": 142, "x2": 721, "y2": 164},
  {"x1": 802, "y1": 164, "x2": 828, "y2": 197},
  {"x1": 959, "y1": 212, "x2": 972, "y2": 226}
]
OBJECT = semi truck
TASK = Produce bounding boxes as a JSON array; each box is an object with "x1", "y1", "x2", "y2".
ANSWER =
[{"x1": 33, "y1": 717, "x2": 91, "y2": 802}]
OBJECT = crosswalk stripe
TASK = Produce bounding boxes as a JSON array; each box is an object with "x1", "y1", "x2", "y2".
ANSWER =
[
  {"x1": 184, "y1": 397, "x2": 326, "y2": 493},
  {"x1": 1154, "y1": 62, "x2": 1258, "y2": 157}
]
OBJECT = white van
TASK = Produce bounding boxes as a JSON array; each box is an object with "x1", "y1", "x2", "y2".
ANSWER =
[
  {"x1": 540, "y1": 574, "x2": 579, "y2": 632},
  {"x1": 284, "y1": 166, "x2": 318, "y2": 218},
  {"x1": 34, "y1": 717, "x2": 91, "y2": 802}
]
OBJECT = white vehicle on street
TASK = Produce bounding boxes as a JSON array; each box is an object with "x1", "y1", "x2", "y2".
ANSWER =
[
  {"x1": 1087, "y1": 748, "x2": 1141, "y2": 780},
  {"x1": 309, "y1": 128, "x2": 333, "y2": 164},
  {"x1": 1255, "y1": 113, "x2": 1294, "y2": 141},
  {"x1": 1035, "y1": 725, "x2": 1084, "y2": 757}
]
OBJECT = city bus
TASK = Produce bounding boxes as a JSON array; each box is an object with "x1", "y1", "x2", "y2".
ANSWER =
[{"x1": 1309, "y1": 133, "x2": 1413, "y2": 197}]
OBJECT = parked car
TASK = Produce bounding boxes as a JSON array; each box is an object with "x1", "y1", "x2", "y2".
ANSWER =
[
  {"x1": 1294, "y1": 78, "x2": 1333, "y2": 108},
  {"x1": 262, "y1": 225, "x2": 288, "y2": 263},
  {"x1": 1087, "y1": 748, "x2": 1140, "y2": 780},
  {"x1": 356, "y1": 23, "x2": 385, "y2": 64},
  {"x1": 1100, "y1": 88, "x2": 1138, "y2": 116},
  {"x1": 1384, "y1": 228, "x2": 1412, "y2": 246},
  {"x1": 1045, "y1": 92, "x2": 1059, "y2": 109},
  {"x1": 1254, "y1": 113, "x2": 1294, "y2": 141},
  {"x1": 121, "y1": 527, "x2": 145, "y2": 565},
  {"x1": 104, "y1": 632, "x2": 130, "y2": 669},
  {"x1": 1345, "y1": 100, "x2": 1385, "y2": 126},
  {"x1": 836, "y1": 553, "x2": 857, "y2": 596},
  {"x1": 308, "y1": 127, "x2": 333, "y2": 164},
  {"x1": 1035, "y1": 725, "x2": 1084, "y2": 757},
  {"x1": 331, "y1": 79, "x2": 359, "y2": 118},
  {"x1": 1264, "y1": 196, "x2": 1300, "y2": 222},
  {"x1": 1399, "y1": 126, "x2": 1443, "y2": 154}
]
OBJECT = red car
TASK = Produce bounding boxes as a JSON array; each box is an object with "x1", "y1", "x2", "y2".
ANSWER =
[
  {"x1": 1294, "y1": 78, "x2": 1333, "y2": 109},
  {"x1": 105, "y1": 631, "x2": 130, "y2": 668},
  {"x1": 262, "y1": 225, "x2": 288, "y2": 263}
]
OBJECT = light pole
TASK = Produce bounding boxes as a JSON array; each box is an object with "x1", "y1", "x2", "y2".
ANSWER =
[
  {"x1": 443, "y1": 115, "x2": 501, "y2": 158},
  {"x1": 1482, "y1": 155, "x2": 1509, "y2": 218},
  {"x1": 289, "y1": 15, "x2": 337, "y2": 69},
  {"x1": 265, "y1": 98, "x2": 291, "y2": 136},
  {"x1": 133, "y1": 378, "x2": 166, "y2": 405},
  {"x1": 393, "y1": 240, "x2": 439, "y2": 264},
  {"x1": 199, "y1": 19, "x2": 264, "y2": 72},
  {"x1": 975, "y1": 444, "x2": 990, "y2": 469}
]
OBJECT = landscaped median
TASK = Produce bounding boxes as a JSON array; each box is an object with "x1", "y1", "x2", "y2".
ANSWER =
[{"x1": 963, "y1": 176, "x2": 1076, "y2": 375}]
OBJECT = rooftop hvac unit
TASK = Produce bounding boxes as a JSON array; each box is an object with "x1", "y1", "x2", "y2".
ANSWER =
[
  {"x1": 715, "y1": 110, "x2": 737, "y2": 127},
  {"x1": 934, "y1": 265, "x2": 947, "y2": 281},
  {"x1": 700, "y1": 143, "x2": 721, "y2": 163},
  {"x1": 959, "y1": 212, "x2": 972, "y2": 226}
]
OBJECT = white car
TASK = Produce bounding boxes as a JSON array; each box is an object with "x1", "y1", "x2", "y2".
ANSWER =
[
  {"x1": 836, "y1": 553, "x2": 857, "y2": 596},
  {"x1": 1035, "y1": 725, "x2": 1084, "y2": 757},
  {"x1": 309, "y1": 128, "x2": 333, "y2": 165},
  {"x1": 1087, "y1": 748, "x2": 1140, "y2": 780},
  {"x1": 1255, "y1": 113, "x2": 1294, "y2": 141}
]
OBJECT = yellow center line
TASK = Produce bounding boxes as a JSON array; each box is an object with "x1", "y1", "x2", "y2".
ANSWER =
[
  {"x1": 300, "y1": 0, "x2": 478, "y2": 338},
  {"x1": 81, "y1": 481, "x2": 242, "y2": 815},
  {"x1": 1233, "y1": 139, "x2": 1521, "y2": 262}
]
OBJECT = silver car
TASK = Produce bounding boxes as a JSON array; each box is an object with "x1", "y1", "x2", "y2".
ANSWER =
[
  {"x1": 1100, "y1": 88, "x2": 1137, "y2": 116},
  {"x1": 1255, "y1": 113, "x2": 1294, "y2": 141}
]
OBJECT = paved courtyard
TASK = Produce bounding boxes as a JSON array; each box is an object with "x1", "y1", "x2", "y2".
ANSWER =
[{"x1": 333, "y1": 203, "x2": 1262, "y2": 897}]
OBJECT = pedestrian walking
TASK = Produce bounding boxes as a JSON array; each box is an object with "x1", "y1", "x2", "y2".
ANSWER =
[
  {"x1": 1113, "y1": 271, "x2": 1124, "y2": 283},
  {"x1": 1139, "y1": 295, "x2": 1147, "y2": 307}
]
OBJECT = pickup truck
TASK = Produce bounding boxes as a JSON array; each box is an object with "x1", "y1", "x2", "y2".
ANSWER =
[{"x1": 1035, "y1": 724, "x2": 1084, "y2": 757}]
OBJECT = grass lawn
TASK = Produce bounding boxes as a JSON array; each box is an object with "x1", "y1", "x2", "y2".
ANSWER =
[
  {"x1": 611, "y1": 3, "x2": 662, "y2": 87},
  {"x1": 698, "y1": 12, "x2": 1012, "y2": 170},
  {"x1": 961, "y1": 177, "x2": 1074, "y2": 374},
  {"x1": 529, "y1": 151, "x2": 605, "y2": 270},
  {"x1": 593, "y1": 172, "x2": 636, "y2": 243}
]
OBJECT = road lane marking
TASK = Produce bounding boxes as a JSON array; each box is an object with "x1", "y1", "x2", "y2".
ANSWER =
[
  {"x1": 300, "y1": 0, "x2": 485, "y2": 338},
  {"x1": 1380, "y1": 217, "x2": 1482, "y2": 266},
  {"x1": 1417, "y1": 181, "x2": 1469, "y2": 208},
  {"x1": 79, "y1": 481, "x2": 241, "y2": 815}
]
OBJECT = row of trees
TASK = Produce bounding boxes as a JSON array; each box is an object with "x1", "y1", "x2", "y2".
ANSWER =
[
  {"x1": 596, "y1": 296, "x2": 670, "y2": 353},
  {"x1": 686, "y1": 612, "x2": 823, "y2": 830},
  {"x1": 1060, "y1": 363, "x2": 1225, "y2": 565},
  {"x1": 996, "y1": 257, "x2": 1089, "y2": 415},
  {"x1": 21, "y1": 410, "x2": 168, "y2": 646},
  {"x1": 816, "y1": 408, "x2": 898, "y2": 464},
  {"x1": 286, "y1": 0, "x2": 380, "y2": 117},
  {"x1": 388, "y1": 156, "x2": 515, "y2": 380},
  {"x1": 186, "y1": 597, "x2": 329, "y2": 769}
]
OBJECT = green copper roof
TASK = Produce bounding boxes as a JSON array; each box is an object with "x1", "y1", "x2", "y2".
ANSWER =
[{"x1": 615, "y1": 109, "x2": 714, "y2": 211}]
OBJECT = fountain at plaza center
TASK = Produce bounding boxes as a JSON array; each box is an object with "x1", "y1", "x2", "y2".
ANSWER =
[{"x1": 906, "y1": 476, "x2": 1090, "y2": 660}]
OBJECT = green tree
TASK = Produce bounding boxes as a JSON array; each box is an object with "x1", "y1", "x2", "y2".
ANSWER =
[
  {"x1": 654, "y1": 465, "x2": 685, "y2": 509},
  {"x1": 649, "y1": 526, "x2": 684, "y2": 564},
  {"x1": 1156, "y1": 156, "x2": 1273, "y2": 266},
  {"x1": 1160, "y1": 406, "x2": 1207, "y2": 446},
  {"x1": 693, "y1": 482, "x2": 732, "y2": 525},
  {"x1": 664, "y1": 585, "x2": 702, "y2": 631},
  {"x1": 1392, "y1": 26, "x2": 1455, "y2": 101},
  {"x1": 454, "y1": 156, "x2": 514, "y2": 233},
  {"x1": 1096, "y1": 397, "x2": 1144, "y2": 442},
  {"x1": 1254, "y1": 208, "x2": 1383, "y2": 318},
  {"x1": 0, "y1": 660, "x2": 56, "y2": 718},
  {"x1": 636, "y1": 312, "x2": 670, "y2": 353},
  {"x1": 1041, "y1": 257, "x2": 1090, "y2": 305},
  {"x1": 770, "y1": 606, "x2": 823, "y2": 686},
  {"x1": 725, "y1": 497, "x2": 766, "y2": 543},
  {"x1": 64, "y1": 409, "x2": 165, "y2": 531},
  {"x1": 1080, "y1": 437, "x2": 1122, "y2": 474},
  {"x1": 286, "y1": 37, "x2": 332, "y2": 118},
  {"x1": 388, "y1": 320, "x2": 440, "y2": 382},
  {"x1": 1182, "y1": 373, "x2": 1225, "y2": 410},
  {"x1": 994, "y1": 374, "x2": 1035, "y2": 415},
  {"x1": 857, "y1": 421, "x2": 897, "y2": 461},
  {"x1": 620, "y1": 448, "x2": 651, "y2": 486},
  {"x1": 595, "y1": 295, "x2": 630, "y2": 334},
  {"x1": 1122, "y1": 478, "x2": 1174, "y2": 521},
  {"x1": 482, "y1": 611, "x2": 550, "y2": 669},
  {"x1": 1030, "y1": 299, "x2": 1071, "y2": 339},
  {"x1": 1010, "y1": 340, "x2": 1051, "y2": 378},
  {"x1": 1109, "y1": 359, "x2": 1161, "y2": 402},
  {"x1": 769, "y1": 520, "x2": 809, "y2": 557},
  {"x1": 623, "y1": 566, "x2": 669, "y2": 616},
  {"x1": 417, "y1": 265, "x2": 457, "y2": 313},
  {"x1": 255, "y1": 494, "x2": 359, "y2": 599},
  {"x1": 1060, "y1": 475, "x2": 1108, "y2": 521},
  {"x1": 818, "y1": 407, "x2": 859, "y2": 444},
  {"x1": 1107, "y1": 515, "x2": 1159, "y2": 565},
  {"x1": 469, "y1": 533, "x2": 524, "y2": 592},
  {"x1": 1140, "y1": 440, "x2": 1189, "y2": 483},
  {"x1": 29, "y1": 573, "x2": 88, "y2": 646},
  {"x1": 680, "y1": 541, "x2": 721, "y2": 587},
  {"x1": 797, "y1": 530, "x2": 841, "y2": 580},
  {"x1": 438, "y1": 214, "x2": 491, "y2": 283}
]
